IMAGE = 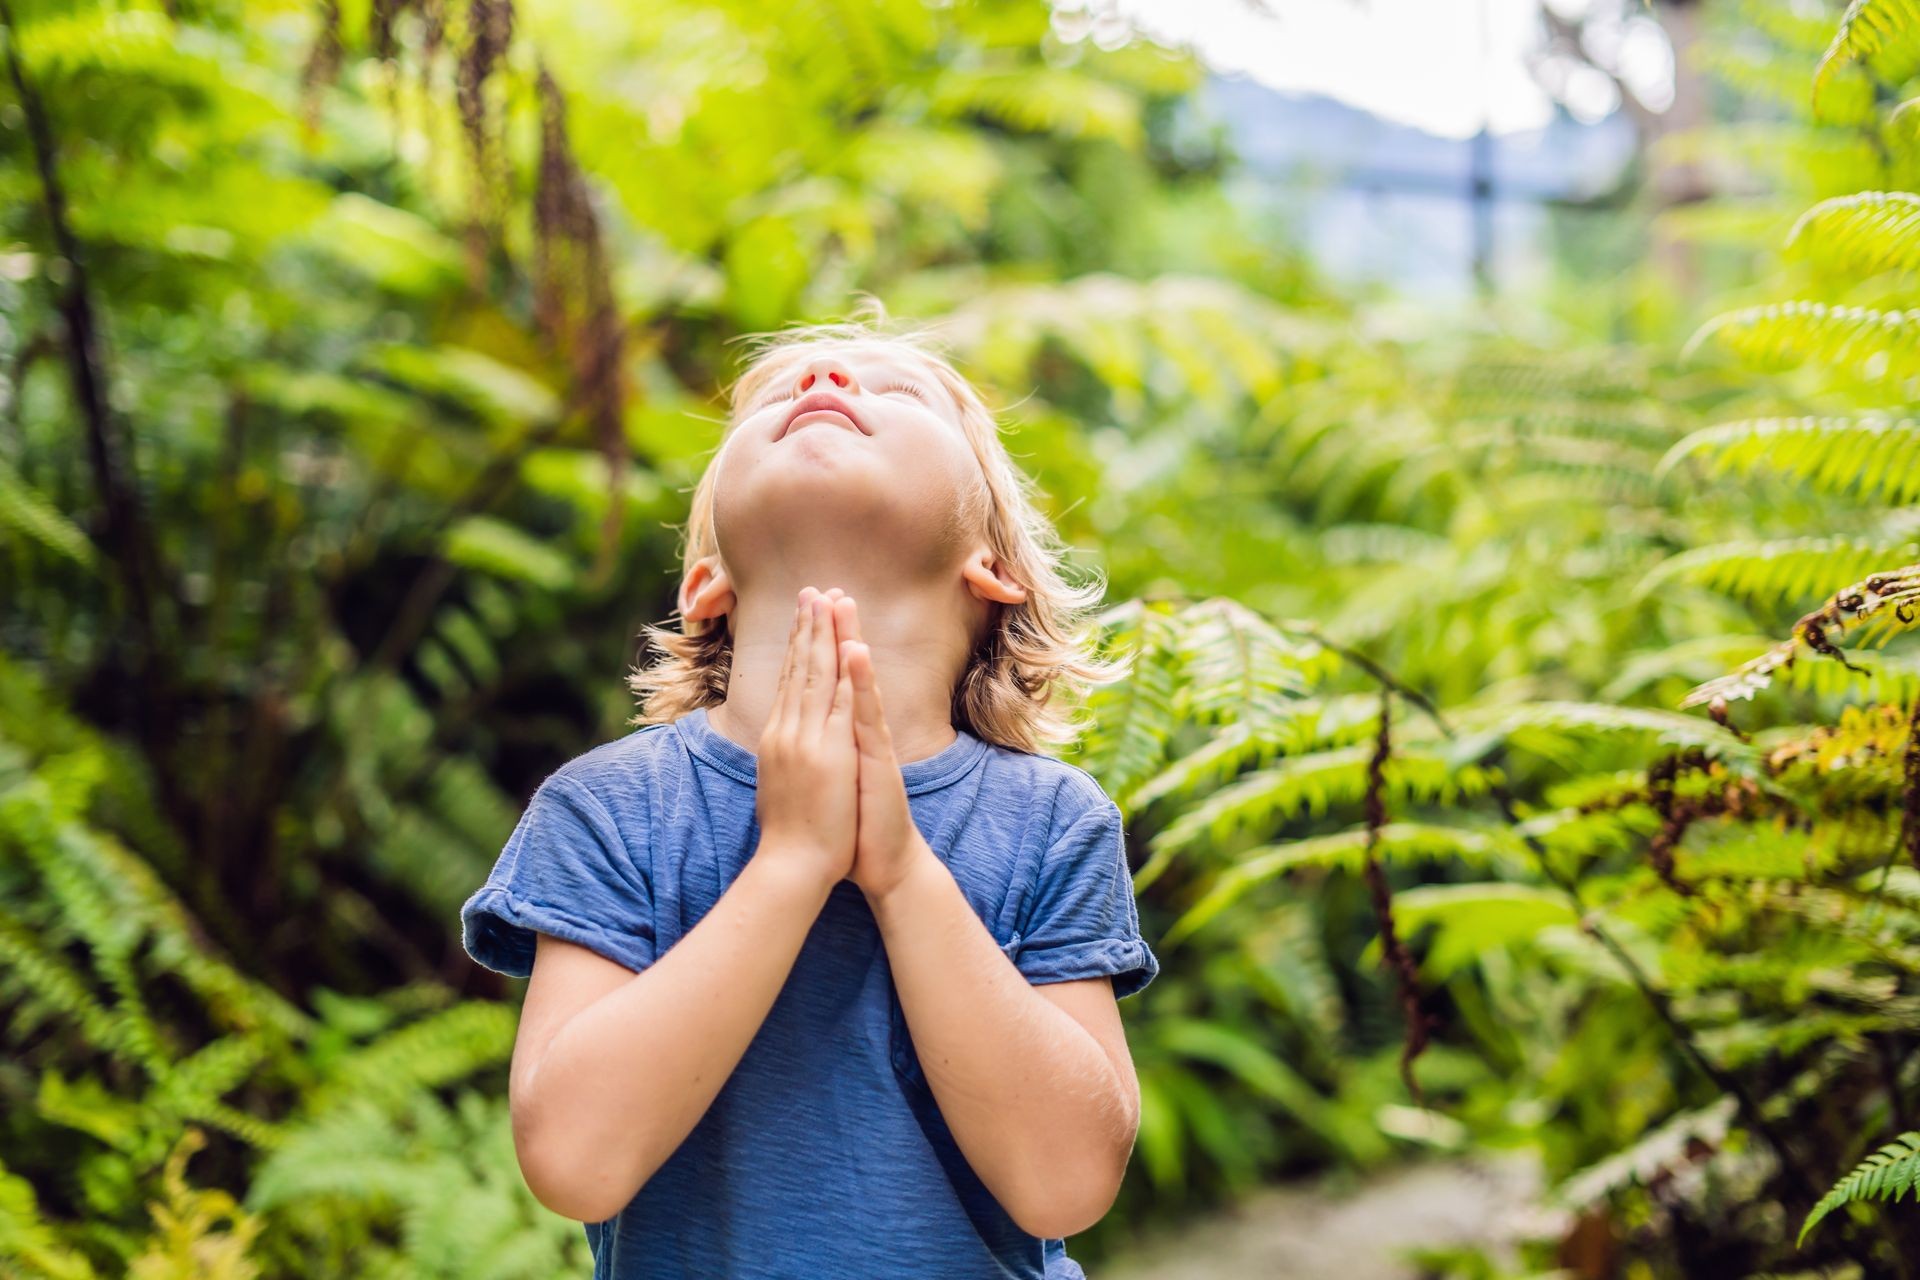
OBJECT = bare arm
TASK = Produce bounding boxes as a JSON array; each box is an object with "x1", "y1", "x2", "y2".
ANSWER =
[
  {"x1": 509, "y1": 587, "x2": 859, "y2": 1223},
  {"x1": 511, "y1": 852, "x2": 835, "y2": 1223},
  {"x1": 867, "y1": 838, "x2": 1141, "y2": 1239}
]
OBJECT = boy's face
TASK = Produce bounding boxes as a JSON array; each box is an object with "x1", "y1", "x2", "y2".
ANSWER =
[{"x1": 710, "y1": 344, "x2": 986, "y2": 586}]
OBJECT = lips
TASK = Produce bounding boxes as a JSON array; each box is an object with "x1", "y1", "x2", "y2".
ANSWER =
[{"x1": 780, "y1": 390, "x2": 870, "y2": 440}]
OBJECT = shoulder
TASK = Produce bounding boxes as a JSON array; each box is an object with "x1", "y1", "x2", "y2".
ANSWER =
[
  {"x1": 976, "y1": 741, "x2": 1118, "y2": 844},
  {"x1": 540, "y1": 722, "x2": 683, "y2": 815}
]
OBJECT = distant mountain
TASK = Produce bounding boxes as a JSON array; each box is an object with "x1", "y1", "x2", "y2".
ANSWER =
[
  {"x1": 1183, "y1": 74, "x2": 1642, "y2": 301},
  {"x1": 1198, "y1": 73, "x2": 1638, "y2": 202}
]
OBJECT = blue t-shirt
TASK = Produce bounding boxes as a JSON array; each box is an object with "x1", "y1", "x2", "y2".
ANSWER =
[{"x1": 460, "y1": 705, "x2": 1159, "y2": 1280}]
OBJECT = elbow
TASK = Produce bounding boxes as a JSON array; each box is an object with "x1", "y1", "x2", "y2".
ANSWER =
[
  {"x1": 523, "y1": 1161, "x2": 636, "y2": 1226},
  {"x1": 513, "y1": 1092, "x2": 649, "y2": 1224},
  {"x1": 1005, "y1": 1079, "x2": 1139, "y2": 1238},
  {"x1": 1004, "y1": 1149, "x2": 1128, "y2": 1239},
  {"x1": 1007, "y1": 1181, "x2": 1123, "y2": 1240}
]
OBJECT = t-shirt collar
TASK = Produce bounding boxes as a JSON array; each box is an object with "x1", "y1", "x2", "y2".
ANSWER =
[{"x1": 675, "y1": 704, "x2": 989, "y2": 795}]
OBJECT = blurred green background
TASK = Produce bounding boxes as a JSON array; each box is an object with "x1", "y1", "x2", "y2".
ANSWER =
[{"x1": 7, "y1": 0, "x2": 1920, "y2": 1275}]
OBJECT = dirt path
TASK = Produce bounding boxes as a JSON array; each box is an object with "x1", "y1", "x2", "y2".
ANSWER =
[{"x1": 1099, "y1": 1154, "x2": 1545, "y2": 1280}]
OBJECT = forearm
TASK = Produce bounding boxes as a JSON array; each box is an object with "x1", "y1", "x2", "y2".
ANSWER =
[
  {"x1": 522, "y1": 848, "x2": 834, "y2": 1220},
  {"x1": 867, "y1": 840, "x2": 1132, "y2": 1237}
]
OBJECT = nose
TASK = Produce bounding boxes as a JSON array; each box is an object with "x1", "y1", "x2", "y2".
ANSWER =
[{"x1": 794, "y1": 356, "x2": 858, "y2": 397}]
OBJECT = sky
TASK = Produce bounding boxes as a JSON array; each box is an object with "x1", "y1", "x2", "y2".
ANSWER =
[{"x1": 1056, "y1": 0, "x2": 1677, "y2": 140}]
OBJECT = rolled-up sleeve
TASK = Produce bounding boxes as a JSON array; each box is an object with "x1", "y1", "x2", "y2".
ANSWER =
[
  {"x1": 460, "y1": 771, "x2": 655, "y2": 979},
  {"x1": 1011, "y1": 794, "x2": 1159, "y2": 1000}
]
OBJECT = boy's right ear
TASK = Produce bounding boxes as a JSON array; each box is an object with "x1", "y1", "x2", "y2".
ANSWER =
[{"x1": 679, "y1": 555, "x2": 737, "y2": 624}]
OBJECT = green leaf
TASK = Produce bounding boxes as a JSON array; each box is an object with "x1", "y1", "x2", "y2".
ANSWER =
[
  {"x1": 1800, "y1": 1131, "x2": 1920, "y2": 1244},
  {"x1": 443, "y1": 518, "x2": 575, "y2": 590}
]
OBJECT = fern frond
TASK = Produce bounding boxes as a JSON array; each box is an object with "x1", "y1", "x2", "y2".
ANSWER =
[
  {"x1": 1146, "y1": 1016, "x2": 1387, "y2": 1160},
  {"x1": 1079, "y1": 600, "x2": 1184, "y2": 812},
  {"x1": 1763, "y1": 640, "x2": 1920, "y2": 703},
  {"x1": 1683, "y1": 300, "x2": 1920, "y2": 381},
  {"x1": 1704, "y1": 1009, "x2": 1914, "y2": 1070},
  {"x1": 1890, "y1": 93, "x2": 1920, "y2": 158},
  {"x1": 1162, "y1": 821, "x2": 1521, "y2": 948},
  {"x1": 1318, "y1": 523, "x2": 1453, "y2": 567},
  {"x1": 1770, "y1": 700, "x2": 1914, "y2": 773},
  {"x1": 0, "y1": 1154, "x2": 103, "y2": 1279},
  {"x1": 0, "y1": 908, "x2": 129, "y2": 1059},
  {"x1": 1385, "y1": 883, "x2": 1578, "y2": 979},
  {"x1": 1557, "y1": 1097, "x2": 1741, "y2": 1209},
  {"x1": 1635, "y1": 536, "x2": 1920, "y2": 609},
  {"x1": 0, "y1": 461, "x2": 99, "y2": 569},
  {"x1": 1787, "y1": 191, "x2": 1920, "y2": 275},
  {"x1": 929, "y1": 66, "x2": 1143, "y2": 146},
  {"x1": 1450, "y1": 701, "x2": 1758, "y2": 766},
  {"x1": 1171, "y1": 597, "x2": 1328, "y2": 728},
  {"x1": 442, "y1": 516, "x2": 575, "y2": 590},
  {"x1": 1598, "y1": 635, "x2": 1788, "y2": 703},
  {"x1": 944, "y1": 273, "x2": 1334, "y2": 424},
  {"x1": 1658, "y1": 415, "x2": 1920, "y2": 503},
  {"x1": 1144, "y1": 743, "x2": 1498, "y2": 866},
  {"x1": 1682, "y1": 562, "x2": 1920, "y2": 706},
  {"x1": 304, "y1": 1003, "x2": 517, "y2": 1117},
  {"x1": 1799, "y1": 1130, "x2": 1920, "y2": 1243},
  {"x1": 1814, "y1": 0, "x2": 1920, "y2": 118}
]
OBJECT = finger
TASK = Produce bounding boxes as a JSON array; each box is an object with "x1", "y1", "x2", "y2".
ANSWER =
[
  {"x1": 801, "y1": 595, "x2": 834, "y2": 727},
  {"x1": 849, "y1": 642, "x2": 894, "y2": 758},
  {"x1": 829, "y1": 653, "x2": 855, "y2": 727},
  {"x1": 776, "y1": 589, "x2": 815, "y2": 732},
  {"x1": 827, "y1": 598, "x2": 856, "y2": 698},
  {"x1": 833, "y1": 595, "x2": 861, "y2": 657}
]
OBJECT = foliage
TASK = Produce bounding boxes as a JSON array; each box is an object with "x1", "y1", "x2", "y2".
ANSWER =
[
  {"x1": 0, "y1": 0, "x2": 1277, "y2": 1271},
  {"x1": 1055, "y1": 1, "x2": 1920, "y2": 1272},
  {"x1": 15, "y1": 0, "x2": 1920, "y2": 1275},
  {"x1": 1800, "y1": 1131, "x2": 1920, "y2": 1245}
]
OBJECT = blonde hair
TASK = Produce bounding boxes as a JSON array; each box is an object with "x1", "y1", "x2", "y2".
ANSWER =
[{"x1": 627, "y1": 301, "x2": 1130, "y2": 758}]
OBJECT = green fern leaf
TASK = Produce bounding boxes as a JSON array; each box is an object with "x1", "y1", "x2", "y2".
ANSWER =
[
  {"x1": 1635, "y1": 536, "x2": 1920, "y2": 609},
  {"x1": 1450, "y1": 701, "x2": 1758, "y2": 767},
  {"x1": 1172, "y1": 597, "x2": 1326, "y2": 727},
  {"x1": 1144, "y1": 744, "x2": 1499, "y2": 866},
  {"x1": 1889, "y1": 93, "x2": 1920, "y2": 160},
  {"x1": 1658, "y1": 415, "x2": 1920, "y2": 504},
  {"x1": 1799, "y1": 1130, "x2": 1920, "y2": 1244},
  {"x1": 305, "y1": 1003, "x2": 517, "y2": 1118},
  {"x1": 1787, "y1": 191, "x2": 1920, "y2": 274},
  {"x1": 1684, "y1": 300, "x2": 1920, "y2": 381},
  {"x1": 1162, "y1": 821, "x2": 1520, "y2": 948},
  {"x1": 1558, "y1": 1098, "x2": 1741, "y2": 1210},
  {"x1": 929, "y1": 66, "x2": 1142, "y2": 146},
  {"x1": 1815, "y1": 0, "x2": 1920, "y2": 118},
  {"x1": 0, "y1": 461, "x2": 99, "y2": 569},
  {"x1": 1079, "y1": 601, "x2": 1186, "y2": 812},
  {"x1": 1147, "y1": 1016, "x2": 1387, "y2": 1161}
]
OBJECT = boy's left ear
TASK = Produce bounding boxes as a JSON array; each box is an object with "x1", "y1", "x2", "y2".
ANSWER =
[{"x1": 961, "y1": 550, "x2": 1028, "y2": 606}]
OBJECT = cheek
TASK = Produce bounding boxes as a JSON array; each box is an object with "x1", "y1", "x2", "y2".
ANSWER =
[{"x1": 892, "y1": 431, "x2": 986, "y2": 525}]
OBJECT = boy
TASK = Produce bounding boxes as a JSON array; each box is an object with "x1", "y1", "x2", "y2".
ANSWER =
[{"x1": 461, "y1": 318, "x2": 1159, "y2": 1278}]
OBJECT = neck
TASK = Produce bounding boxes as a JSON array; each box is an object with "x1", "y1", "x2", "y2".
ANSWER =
[{"x1": 706, "y1": 573, "x2": 976, "y2": 766}]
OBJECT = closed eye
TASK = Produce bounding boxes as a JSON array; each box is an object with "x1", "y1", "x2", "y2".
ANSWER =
[{"x1": 747, "y1": 381, "x2": 927, "y2": 414}]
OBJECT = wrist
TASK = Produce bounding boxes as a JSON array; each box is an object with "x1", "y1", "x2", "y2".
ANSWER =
[
  {"x1": 862, "y1": 836, "x2": 944, "y2": 919},
  {"x1": 745, "y1": 842, "x2": 843, "y2": 907}
]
